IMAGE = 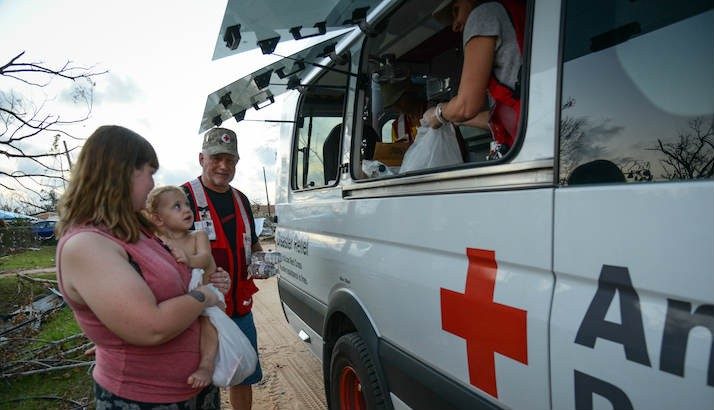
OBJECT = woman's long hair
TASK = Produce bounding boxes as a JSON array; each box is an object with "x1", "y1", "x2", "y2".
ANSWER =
[{"x1": 56, "y1": 125, "x2": 159, "y2": 243}]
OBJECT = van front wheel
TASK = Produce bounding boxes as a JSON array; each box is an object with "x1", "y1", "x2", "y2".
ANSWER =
[{"x1": 329, "y1": 333, "x2": 389, "y2": 410}]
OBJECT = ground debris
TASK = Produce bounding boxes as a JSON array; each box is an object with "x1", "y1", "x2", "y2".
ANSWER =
[
  {"x1": 1, "y1": 330, "x2": 93, "y2": 380},
  {"x1": 0, "y1": 289, "x2": 94, "y2": 381},
  {"x1": 1, "y1": 288, "x2": 65, "y2": 338}
]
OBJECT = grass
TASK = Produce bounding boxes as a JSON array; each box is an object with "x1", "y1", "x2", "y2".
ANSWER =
[
  {"x1": 0, "y1": 307, "x2": 93, "y2": 410},
  {"x1": 0, "y1": 245, "x2": 56, "y2": 273},
  {"x1": 0, "y1": 250, "x2": 93, "y2": 409},
  {"x1": 0, "y1": 369, "x2": 93, "y2": 410},
  {"x1": 28, "y1": 308, "x2": 79, "y2": 346}
]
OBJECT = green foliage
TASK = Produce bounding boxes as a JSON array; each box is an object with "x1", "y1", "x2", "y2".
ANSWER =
[{"x1": 0, "y1": 245, "x2": 56, "y2": 272}]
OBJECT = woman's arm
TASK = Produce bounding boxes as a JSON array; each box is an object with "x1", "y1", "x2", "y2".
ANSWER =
[
  {"x1": 60, "y1": 232, "x2": 220, "y2": 346},
  {"x1": 424, "y1": 36, "x2": 496, "y2": 127}
]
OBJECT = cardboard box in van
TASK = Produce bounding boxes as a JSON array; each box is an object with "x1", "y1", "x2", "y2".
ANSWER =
[{"x1": 373, "y1": 141, "x2": 410, "y2": 166}]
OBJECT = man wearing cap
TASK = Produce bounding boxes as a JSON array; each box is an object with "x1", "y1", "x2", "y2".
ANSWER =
[
  {"x1": 381, "y1": 79, "x2": 427, "y2": 144},
  {"x1": 182, "y1": 127, "x2": 263, "y2": 409}
]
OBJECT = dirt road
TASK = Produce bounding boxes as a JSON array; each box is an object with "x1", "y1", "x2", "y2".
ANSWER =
[{"x1": 220, "y1": 274, "x2": 327, "y2": 409}]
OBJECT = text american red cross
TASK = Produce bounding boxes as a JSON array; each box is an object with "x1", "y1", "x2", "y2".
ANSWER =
[{"x1": 440, "y1": 248, "x2": 528, "y2": 398}]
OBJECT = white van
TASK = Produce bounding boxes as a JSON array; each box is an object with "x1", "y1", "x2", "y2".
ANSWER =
[{"x1": 201, "y1": 0, "x2": 714, "y2": 408}]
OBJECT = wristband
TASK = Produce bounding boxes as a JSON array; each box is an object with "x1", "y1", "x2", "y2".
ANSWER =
[
  {"x1": 188, "y1": 289, "x2": 206, "y2": 303},
  {"x1": 435, "y1": 103, "x2": 450, "y2": 125}
]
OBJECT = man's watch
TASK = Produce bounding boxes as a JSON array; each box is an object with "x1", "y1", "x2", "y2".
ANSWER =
[{"x1": 188, "y1": 289, "x2": 206, "y2": 303}]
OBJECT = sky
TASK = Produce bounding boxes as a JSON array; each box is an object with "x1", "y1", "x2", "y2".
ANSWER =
[{"x1": 0, "y1": 0, "x2": 319, "y2": 209}]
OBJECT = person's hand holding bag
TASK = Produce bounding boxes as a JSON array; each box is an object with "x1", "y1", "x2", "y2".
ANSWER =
[
  {"x1": 399, "y1": 119, "x2": 463, "y2": 173},
  {"x1": 421, "y1": 103, "x2": 451, "y2": 129}
]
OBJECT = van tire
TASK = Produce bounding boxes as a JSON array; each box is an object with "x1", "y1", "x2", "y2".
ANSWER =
[{"x1": 329, "y1": 332, "x2": 389, "y2": 410}]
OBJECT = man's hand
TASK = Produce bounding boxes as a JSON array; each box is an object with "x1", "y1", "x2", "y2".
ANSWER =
[{"x1": 208, "y1": 267, "x2": 231, "y2": 294}]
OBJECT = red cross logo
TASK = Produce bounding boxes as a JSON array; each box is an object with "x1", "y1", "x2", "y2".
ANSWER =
[{"x1": 441, "y1": 248, "x2": 528, "y2": 398}]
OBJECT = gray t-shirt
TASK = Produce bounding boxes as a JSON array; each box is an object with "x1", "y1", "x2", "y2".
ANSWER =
[{"x1": 462, "y1": 1, "x2": 521, "y2": 90}]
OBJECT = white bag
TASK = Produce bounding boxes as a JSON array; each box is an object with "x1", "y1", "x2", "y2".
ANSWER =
[
  {"x1": 189, "y1": 269, "x2": 258, "y2": 387},
  {"x1": 399, "y1": 121, "x2": 463, "y2": 173}
]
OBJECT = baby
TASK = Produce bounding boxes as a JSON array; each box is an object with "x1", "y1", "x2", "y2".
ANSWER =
[{"x1": 145, "y1": 186, "x2": 218, "y2": 389}]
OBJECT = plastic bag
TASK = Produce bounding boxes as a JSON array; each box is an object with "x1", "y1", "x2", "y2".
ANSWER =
[
  {"x1": 247, "y1": 261, "x2": 279, "y2": 279},
  {"x1": 188, "y1": 269, "x2": 258, "y2": 386},
  {"x1": 399, "y1": 121, "x2": 463, "y2": 173},
  {"x1": 251, "y1": 251, "x2": 283, "y2": 265},
  {"x1": 247, "y1": 251, "x2": 283, "y2": 279},
  {"x1": 362, "y1": 160, "x2": 396, "y2": 178}
]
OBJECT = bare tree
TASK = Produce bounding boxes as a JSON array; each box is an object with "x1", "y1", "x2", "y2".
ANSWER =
[
  {"x1": 649, "y1": 117, "x2": 714, "y2": 180},
  {"x1": 559, "y1": 98, "x2": 595, "y2": 183},
  {"x1": 0, "y1": 51, "x2": 106, "y2": 195},
  {"x1": 619, "y1": 159, "x2": 653, "y2": 182}
]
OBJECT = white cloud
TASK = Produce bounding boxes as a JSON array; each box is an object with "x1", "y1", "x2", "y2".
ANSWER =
[
  {"x1": 0, "y1": 0, "x2": 351, "y2": 207},
  {"x1": 92, "y1": 73, "x2": 143, "y2": 104}
]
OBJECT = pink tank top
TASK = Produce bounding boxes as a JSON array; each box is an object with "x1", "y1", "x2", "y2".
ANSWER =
[{"x1": 56, "y1": 226, "x2": 201, "y2": 403}]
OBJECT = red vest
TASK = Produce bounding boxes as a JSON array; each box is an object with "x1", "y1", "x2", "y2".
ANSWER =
[
  {"x1": 487, "y1": 0, "x2": 525, "y2": 148},
  {"x1": 183, "y1": 178, "x2": 258, "y2": 316}
]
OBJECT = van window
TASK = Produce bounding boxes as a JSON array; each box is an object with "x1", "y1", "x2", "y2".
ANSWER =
[
  {"x1": 291, "y1": 61, "x2": 350, "y2": 190},
  {"x1": 559, "y1": 0, "x2": 714, "y2": 185},
  {"x1": 353, "y1": 0, "x2": 528, "y2": 180}
]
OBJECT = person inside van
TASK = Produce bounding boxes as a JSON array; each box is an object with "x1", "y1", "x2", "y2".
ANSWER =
[
  {"x1": 379, "y1": 79, "x2": 470, "y2": 165},
  {"x1": 422, "y1": 0, "x2": 525, "y2": 160},
  {"x1": 381, "y1": 79, "x2": 428, "y2": 144}
]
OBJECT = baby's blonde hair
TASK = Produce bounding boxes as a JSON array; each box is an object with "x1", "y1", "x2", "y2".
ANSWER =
[{"x1": 146, "y1": 185, "x2": 187, "y2": 215}]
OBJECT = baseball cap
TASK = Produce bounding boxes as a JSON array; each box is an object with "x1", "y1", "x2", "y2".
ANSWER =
[
  {"x1": 381, "y1": 81, "x2": 409, "y2": 108},
  {"x1": 381, "y1": 79, "x2": 426, "y2": 109},
  {"x1": 202, "y1": 127, "x2": 238, "y2": 158}
]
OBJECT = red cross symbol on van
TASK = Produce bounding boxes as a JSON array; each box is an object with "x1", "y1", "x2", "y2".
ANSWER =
[{"x1": 440, "y1": 248, "x2": 528, "y2": 398}]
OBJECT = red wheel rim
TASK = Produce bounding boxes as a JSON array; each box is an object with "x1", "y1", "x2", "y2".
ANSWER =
[{"x1": 339, "y1": 365, "x2": 365, "y2": 410}]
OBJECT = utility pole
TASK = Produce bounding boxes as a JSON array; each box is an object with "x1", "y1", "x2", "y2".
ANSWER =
[
  {"x1": 263, "y1": 167, "x2": 271, "y2": 218},
  {"x1": 63, "y1": 140, "x2": 73, "y2": 169}
]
